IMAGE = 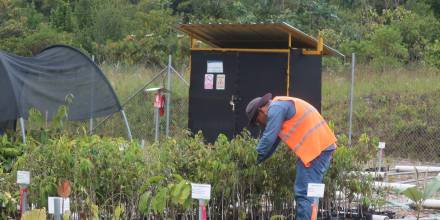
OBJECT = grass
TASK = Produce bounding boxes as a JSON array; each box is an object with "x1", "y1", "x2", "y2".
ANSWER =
[{"x1": 323, "y1": 65, "x2": 440, "y2": 161}]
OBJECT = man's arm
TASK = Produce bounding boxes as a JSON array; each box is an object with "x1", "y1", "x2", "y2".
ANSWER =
[
  {"x1": 257, "y1": 137, "x2": 280, "y2": 164},
  {"x1": 255, "y1": 105, "x2": 285, "y2": 164}
]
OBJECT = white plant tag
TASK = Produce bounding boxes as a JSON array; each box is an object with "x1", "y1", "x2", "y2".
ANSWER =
[
  {"x1": 307, "y1": 183, "x2": 325, "y2": 198},
  {"x1": 191, "y1": 183, "x2": 211, "y2": 200},
  {"x1": 17, "y1": 171, "x2": 30, "y2": 185}
]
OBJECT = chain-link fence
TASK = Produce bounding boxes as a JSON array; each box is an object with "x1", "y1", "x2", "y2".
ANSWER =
[
  {"x1": 92, "y1": 56, "x2": 440, "y2": 163},
  {"x1": 322, "y1": 56, "x2": 440, "y2": 163},
  {"x1": 93, "y1": 63, "x2": 189, "y2": 144}
]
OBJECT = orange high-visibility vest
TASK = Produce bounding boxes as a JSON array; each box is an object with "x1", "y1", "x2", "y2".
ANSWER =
[{"x1": 273, "y1": 96, "x2": 337, "y2": 165}]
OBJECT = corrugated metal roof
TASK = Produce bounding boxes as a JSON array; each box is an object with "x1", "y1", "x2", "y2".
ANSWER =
[{"x1": 178, "y1": 22, "x2": 344, "y2": 57}]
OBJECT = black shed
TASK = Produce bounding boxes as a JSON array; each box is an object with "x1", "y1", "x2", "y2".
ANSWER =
[{"x1": 178, "y1": 23, "x2": 344, "y2": 142}]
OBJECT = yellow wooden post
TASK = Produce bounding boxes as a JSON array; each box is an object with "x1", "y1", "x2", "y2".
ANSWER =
[
  {"x1": 302, "y1": 31, "x2": 324, "y2": 55},
  {"x1": 189, "y1": 36, "x2": 195, "y2": 75}
]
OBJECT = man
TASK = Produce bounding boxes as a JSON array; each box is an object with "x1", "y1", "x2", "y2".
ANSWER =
[{"x1": 245, "y1": 93, "x2": 336, "y2": 220}]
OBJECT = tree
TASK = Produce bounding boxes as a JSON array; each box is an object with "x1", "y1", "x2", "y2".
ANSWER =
[
  {"x1": 50, "y1": 1, "x2": 74, "y2": 31},
  {"x1": 93, "y1": 6, "x2": 125, "y2": 44}
]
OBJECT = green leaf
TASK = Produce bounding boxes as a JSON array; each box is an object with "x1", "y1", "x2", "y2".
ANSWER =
[
  {"x1": 178, "y1": 183, "x2": 191, "y2": 205},
  {"x1": 172, "y1": 174, "x2": 184, "y2": 181},
  {"x1": 151, "y1": 187, "x2": 168, "y2": 214},
  {"x1": 139, "y1": 191, "x2": 152, "y2": 214},
  {"x1": 139, "y1": 176, "x2": 165, "y2": 193},
  {"x1": 423, "y1": 176, "x2": 440, "y2": 200},
  {"x1": 401, "y1": 187, "x2": 423, "y2": 203},
  {"x1": 170, "y1": 182, "x2": 181, "y2": 201}
]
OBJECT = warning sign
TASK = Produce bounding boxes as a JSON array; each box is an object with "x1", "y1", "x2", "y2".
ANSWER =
[
  {"x1": 204, "y1": 74, "x2": 214, "y2": 90},
  {"x1": 216, "y1": 74, "x2": 225, "y2": 90}
]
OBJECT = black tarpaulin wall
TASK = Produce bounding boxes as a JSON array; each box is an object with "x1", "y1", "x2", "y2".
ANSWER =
[
  {"x1": 189, "y1": 49, "x2": 323, "y2": 142},
  {"x1": 290, "y1": 49, "x2": 322, "y2": 112},
  {"x1": 189, "y1": 51, "x2": 238, "y2": 142},
  {"x1": 0, "y1": 45, "x2": 121, "y2": 122},
  {"x1": 189, "y1": 51, "x2": 291, "y2": 143}
]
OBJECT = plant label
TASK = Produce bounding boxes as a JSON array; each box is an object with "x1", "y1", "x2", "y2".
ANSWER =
[
  {"x1": 48, "y1": 197, "x2": 70, "y2": 214},
  {"x1": 378, "y1": 142, "x2": 386, "y2": 149},
  {"x1": 17, "y1": 171, "x2": 30, "y2": 185},
  {"x1": 307, "y1": 183, "x2": 325, "y2": 198},
  {"x1": 191, "y1": 183, "x2": 211, "y2": 200},
  {"x1": 216, "y1": 74, "x2": 225, "y2": 90},
  {"x1": 204, "y1": 74, "x2": 214, "y2": 90},
  {"x1": 207, "y1": 61, "x2": 223, "y2": 73}
]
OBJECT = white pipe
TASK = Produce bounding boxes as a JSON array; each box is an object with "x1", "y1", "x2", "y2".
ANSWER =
[
  {"x1": 373, "y1": 181, "x2": 415, "y2": 191},
  {"x1": 348, "y1": 171, "x2": 386, "y2": 178},
  {"x1": 391, "y1": 218, "x2": 440, "y2": 220},
  {"x1": 421, "y1": 199, "x2": 440, "y2": 209},
  {"x1": 387, "y1": 171, "x2": 416, "y2": 176},
  {"x1": 395, "y1": 166, "x2": 440, "y2": 173},
  {"x1": 372, "y1": 215, "x2": 389, "y2": 220}
]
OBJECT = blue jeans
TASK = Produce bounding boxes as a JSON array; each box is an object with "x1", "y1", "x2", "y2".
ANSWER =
[{"x1": 295, "y1": 150, "x2": 334, "y2": 220}]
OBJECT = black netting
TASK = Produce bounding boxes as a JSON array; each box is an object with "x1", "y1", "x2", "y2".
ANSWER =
[{"x1": 0, "y1": 45, "x2": 121, "y2": 122}]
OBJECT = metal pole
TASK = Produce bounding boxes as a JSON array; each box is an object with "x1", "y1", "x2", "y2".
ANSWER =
[
  {"x1": 120, "y1": 110, "x2": 132, "y2": 141},
  {"x1": 199, "y1": 199, "x2": 207, "y2": 220},
  {"x1": 19, "y1": 117, "x2": 26, "y2": 144},
  {"x1": 154, "y1": 107, "x2": 160, "y2": 142},
  {"x1": 166, "y1": 55, "x2": 171, "y2": 137},
  {"x1": 89, "y1": 118, "x2": 93, "y2": 135},
  {"x1": 20, "y1": 185, "x2": 29, "y2": 215},
  {"x1": 54, "y1": 198, "x2": 61, "y2": 220},
  {"x1": 348, "y1": 53, "x2": 355, "y2": 147},
  {"x1": 90, "y1": 55, "x2": 95, "y2": 135},
  {"x1": 378, "y1": 149, "x2": 383, "y2": 173}
]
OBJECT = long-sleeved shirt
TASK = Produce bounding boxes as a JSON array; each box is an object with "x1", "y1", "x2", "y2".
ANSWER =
[
  {"x1": 256, "y1": 100, "x2": 295, "y2": 164},
  {"x1": 256, "y1": 100, "x2": 335, "y2": 164}
]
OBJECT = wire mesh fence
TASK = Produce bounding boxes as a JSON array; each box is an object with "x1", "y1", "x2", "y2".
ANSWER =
[
  {"x1": 90, "y1": 57, "x2": 440, "y2": 163},
  {"x1": 322, "y1": 57, "x2": 440, "y2": 163},
  {"x1": 93, "y1": 64, "x2": 189, "y2": 144}
]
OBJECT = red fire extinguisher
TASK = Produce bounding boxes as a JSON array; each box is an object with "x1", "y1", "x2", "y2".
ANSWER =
[{"x1": 154, "y1": 92, "x2": 166, "y2": 116}]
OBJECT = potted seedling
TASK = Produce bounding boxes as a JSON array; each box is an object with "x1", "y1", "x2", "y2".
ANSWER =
[{"x1": 396, "y1": 176, "x2": 440, "y2": 220}]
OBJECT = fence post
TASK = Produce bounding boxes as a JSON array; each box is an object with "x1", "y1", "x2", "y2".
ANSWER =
[
  {"x1": 19, "y1": 117, "x2": 26, "y2": 144},
  {"x1": 90, "y1": 55, "x2": 95, "y2": 135},
  {"x1": 348, "y1": 53, "x2": 355, "y2": 147},
  {"x1": 154, "y1": 106, "x2": 160, "y2": 142},
  {"x1": 121, "y1": 110, "x2": 132, "y2": 141},
  {"x1": 54, "y1": 198, "x2": 61, "y2": 220},
  {"x1": 166, "y1": 55, "x2": 172, "y2": 137}
]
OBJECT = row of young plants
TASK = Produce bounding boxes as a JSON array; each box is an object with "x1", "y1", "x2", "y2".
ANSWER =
[{"x1": 0, "y1": 127, "x2": 381, "y2": 219}]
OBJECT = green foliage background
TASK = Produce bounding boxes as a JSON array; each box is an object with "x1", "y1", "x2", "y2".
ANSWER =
[{"x1": 1, "y1": 0, "x2": 440, "y2": 68}]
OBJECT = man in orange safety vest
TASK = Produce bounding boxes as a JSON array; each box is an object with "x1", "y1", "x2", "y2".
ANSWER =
[{"x1": 246, "y1": 93, "x2": 337, "y2": 220}]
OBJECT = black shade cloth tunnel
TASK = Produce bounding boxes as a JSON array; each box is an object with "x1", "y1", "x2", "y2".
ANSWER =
[{"x1": 0, "y1": 45, "x2": 132, "y2": 141}]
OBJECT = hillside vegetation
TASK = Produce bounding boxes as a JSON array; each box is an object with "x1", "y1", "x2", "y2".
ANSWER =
[{"x1": 1, "y1": 0, "x2": 440, "y2": 69}]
